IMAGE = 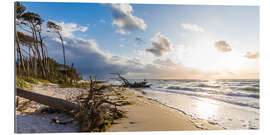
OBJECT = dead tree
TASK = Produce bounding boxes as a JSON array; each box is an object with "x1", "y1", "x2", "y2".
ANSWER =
[
  {"x1": 16, "y1": 88, "x2": 79, "y2": 112},
  {"x1": 74, "y1": 76, "x2": 125, "y2": 131},
  {"x1": 110, "y1": 73, "x2": 150, "y2": 88}
]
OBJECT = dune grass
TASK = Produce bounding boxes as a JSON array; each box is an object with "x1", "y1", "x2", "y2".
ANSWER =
[
  {"x1": 16, "y1": 76, "x2": 28, "y2": 89},
  {"x1": 16, "y1": 75, "x2": 52, "y2": 89}
]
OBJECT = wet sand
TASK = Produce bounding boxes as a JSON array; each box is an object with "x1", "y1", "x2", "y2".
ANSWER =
[{"x1": 107, "y1": 88, "x2": 223, "y2": 132}]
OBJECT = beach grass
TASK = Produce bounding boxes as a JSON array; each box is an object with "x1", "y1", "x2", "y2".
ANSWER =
[
  {"x1": 58, "y1": 82, "x2": 90, "y2": 89},
  {"x1": 16, "y1": 75, "x2": 52, "y2": 89},
  {"x1": 16, "y1": 76, "x2": 28, "y2": 89}
]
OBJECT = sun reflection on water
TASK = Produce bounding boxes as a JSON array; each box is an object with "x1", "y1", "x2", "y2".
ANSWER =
[{"x1": 195, "y1": 98, "x2": 219, "y2": 120}]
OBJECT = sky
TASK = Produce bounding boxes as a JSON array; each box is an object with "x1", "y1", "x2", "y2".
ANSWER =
[{"x1": 20, "y1": 2, "x2": 259, "y2": 79}]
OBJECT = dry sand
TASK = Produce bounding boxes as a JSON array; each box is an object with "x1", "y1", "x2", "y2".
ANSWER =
[{"x1": 15, "y1": 83, "x2": 86, "y2": 133}]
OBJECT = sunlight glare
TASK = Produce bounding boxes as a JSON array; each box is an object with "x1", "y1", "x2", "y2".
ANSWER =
[{"x1": 195, "y1": 98, "x2": 219, "y2": 120}]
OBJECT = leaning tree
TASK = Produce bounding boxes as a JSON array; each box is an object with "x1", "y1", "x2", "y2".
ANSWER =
[
  {"x1": 47, "y1": 21, "x2": 67, "y2": 82},
  {"x1": 15, "y1": 2, "x2": 27, "y2": 74},
  {"x1": 20, "y1": 11, "x2": 47, "y2": 77}
]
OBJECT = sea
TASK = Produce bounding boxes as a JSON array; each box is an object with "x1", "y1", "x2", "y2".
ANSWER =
[{"x1": 109, "y1": 79, "x2": 259, "y2": 130}]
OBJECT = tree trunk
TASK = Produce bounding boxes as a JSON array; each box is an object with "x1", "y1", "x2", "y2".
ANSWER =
[
  {"x1": 16, "y1": 88, "x2": 79, "y2": 113},
  {"x1": 58, "y1": 33, "x2": 67, "y2": 82},
  {"x1": 30, "y1": 30, "x2": 38, "y2": 77},
  {"x1": 37, "y1": 29, "x2": 47, "y2": 79},
  {"x1": 15, "y1": 31, "x2": 26, "y2": 74},
  {"x1": 33, "y1": 27, "x2": 45, "y2": 78}
]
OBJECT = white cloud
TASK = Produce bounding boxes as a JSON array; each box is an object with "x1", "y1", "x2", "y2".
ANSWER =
[
  {"x1": 115, "y1": 29, "x2": 130, "y2": 35},
  {"x1": 146, "y1": 32, "x2": 172, "y2": 57},
  {"x1": 244, "y1": 51, "x2": 259, "y2": 59},
  {"x1": 53, "y1": 21, "x2": 88, "y2": 38},
  {"x1": 119, "y1": 44, "x2": 124, "y2": 47},
  {"x1": 133, "y1": 49, "x2": 151, "y2": 57},
  {"x1": 214, "y1": 40, "x2": 232, "y2": 52},
  {"x1": 181, "y1": 23, "x2": 205, "y2": 32},
  {"x1": 47, "y1": 35, "x2": 140, "y2": 79},
  {"x1": 153, "y1": 58, "x2": 176, "y2": 67},
  {"x1": 52, "y1": 37, "x2": 67, "y2": 45},
  {"x1": 109, "y1": 3, "x2": 147, "y2": 35},
  {"x1": 45, "y1": 21, "x2": 144, "y2": 79}
]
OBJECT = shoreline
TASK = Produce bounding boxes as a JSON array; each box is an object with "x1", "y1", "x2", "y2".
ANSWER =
[{"x1": 107, "y1": 88, "x2": 223, "y2": 131}]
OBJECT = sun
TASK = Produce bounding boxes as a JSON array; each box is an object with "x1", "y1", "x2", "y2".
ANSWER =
[{"x1": 173, "y1": 39, "x2": 245, "y2": 75}]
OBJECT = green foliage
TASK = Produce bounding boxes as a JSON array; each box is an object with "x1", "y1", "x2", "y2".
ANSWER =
[
  {"x1": 42, "y1": 81, "x2": 49, "y2": 87},
  {"x1": 19, "y1": 75, "x2": 51, "y2": 84},
  {"x1": 15, "y1": 2, "x2": 26, "y2": 19},
  {"x1": 24, "y1": 76, "x2": 38, "y2": 84},
  {"x1": 47, "y1": 21, "x2": 62, "y2": 32},
  {"x1": 16, "y1": 75, "x2": 53, "y2": 89},
  {"x1": 58, "y1": 82, "x2": 90, "y2": 89},
  {"x1": 58, "y1": 83, "x2": 73, "y2": 88},
  {"x1": 74, "y1": 82, "x2": 90, "y2": 89},
  {"x1": 16, "y1": 76, "x2": 27, "y2": 89},
  {"x1": 17, "y1": 57, "x2": 82, "y2": 85},
  {"x1": 99, "y1": 109, "x2": 126, "y2": 132}
]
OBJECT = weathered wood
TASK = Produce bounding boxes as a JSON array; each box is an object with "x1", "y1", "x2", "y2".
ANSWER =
[
  {"x1": 16, "y1": 88, "x2": 79, "y2": 113},
  {"x1": 110, "y1": 73, "x2": 150, "y2": 88}
]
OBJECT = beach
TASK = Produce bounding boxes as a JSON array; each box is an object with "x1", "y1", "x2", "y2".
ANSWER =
[
  {"x1": 16, "y1": 83, "x2": 85, "y2": 133},
  {"x1": 107, "y1": 88, "x2": 223, "y2": 131},
  {"x1": 111, "y1": 79, "x2": 259, "y2": 130},
  {"x1": 16, "y1": 82, "x2": 223, "y2": 133}
]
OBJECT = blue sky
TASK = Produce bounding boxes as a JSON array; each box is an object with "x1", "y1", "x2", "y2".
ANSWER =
[{"x1": 20, "y1": 2, "x2": 259, "y2": 79}]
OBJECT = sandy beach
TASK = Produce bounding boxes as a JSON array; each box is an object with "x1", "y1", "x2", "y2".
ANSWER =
[
  {"x1": 16, "y1": 83, "x2": 86, "y2": 133},
  {"x1": 16, "y1": 82, "x2": 223, "y2": 133},
  {"x1": 107, "y1": 88, "x2": 223, "y2": 131}
]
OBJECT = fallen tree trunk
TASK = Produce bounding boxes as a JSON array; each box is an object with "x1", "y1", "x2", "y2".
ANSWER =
[
  {"x1": 16, "y1": 88, "x2": 79, "y2": 113},
  {"x1": 16, "y1": 78, "x2": 129, "y2": 132},
  {"x1": 110, "y1": 73, "x2": 150, "y2": 88}
]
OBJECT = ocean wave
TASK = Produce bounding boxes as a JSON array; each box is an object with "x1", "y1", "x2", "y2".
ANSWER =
[
  {"x1": 141, "y1": 88, "x2": 259, "y2": 130},
  {"x1": 225, "y1": 92, "x2": 259, "y2": 99},
  {"x1": 241, "y1": 87, "x2": 259, "y2": 92},
  {"x1": 167, "y1": 86, "x2": 197, "y2": 91},
  {"x1": 165, "y1": 85, "x2": 259, "y2": 99},
  {"x1": 252, "y1": 84, "x2": 259, "y2": 87},
  {"x1": 196, "y1": 84, "x2": 221, "y2": 88},
  {"x1": 145, "y1": 88, "x2": 259, "y2": 109}
]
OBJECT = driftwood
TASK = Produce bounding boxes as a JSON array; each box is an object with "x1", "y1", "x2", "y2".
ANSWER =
[
  {"x1": 16, "y1": 88, "x2": 79, "y2": 113},
  {"x1": 16, "y1": 76, "x2": 128, "y2": 132},
  {"x1": 110, "y1": 73, "x2": 150, "y2": 88},
  {"x1": 73, "y1": 76, "x2": 127, "y2": 132},
  {"x1": 16, "y1": 87, "x2": 125, "y2": 113}
]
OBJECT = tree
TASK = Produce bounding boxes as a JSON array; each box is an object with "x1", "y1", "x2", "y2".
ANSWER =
[
  {"x1": 15, "y1": 2, "x2": 26, "y2": 74},
  {"x1": 47, "y1": 21, "x2": 67, "y2": 82},
  {"x1": 21, "y1": 11, "x2": 47, "y2": 77}
]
